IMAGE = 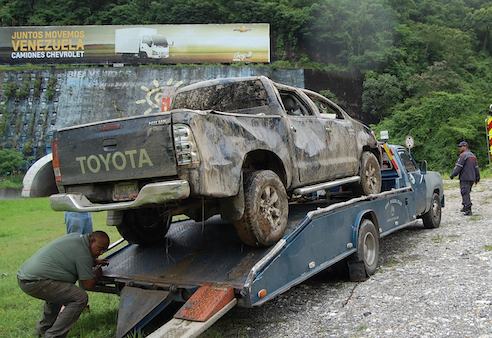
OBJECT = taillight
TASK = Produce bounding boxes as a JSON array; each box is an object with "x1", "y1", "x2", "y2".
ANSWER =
[
  {"x1": 52, "y1": 138, "x2": 62, "y2": 183},
  {"x1": 173, "y1": 124, "x2": 200, "y2": 166}
]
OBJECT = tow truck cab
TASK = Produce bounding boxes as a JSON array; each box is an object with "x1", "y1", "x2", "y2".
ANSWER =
[{"x1": 381, "y1": 144, "x2": 444, "y2": 216}]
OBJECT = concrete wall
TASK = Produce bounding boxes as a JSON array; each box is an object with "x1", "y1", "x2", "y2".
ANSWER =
[{"x1": 0, "y1": 65, "x2": 304, "y2": 159}]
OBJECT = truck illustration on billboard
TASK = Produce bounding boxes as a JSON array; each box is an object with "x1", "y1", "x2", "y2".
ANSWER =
[{"x1": 115, "y1": 28, "x2": 169, "y2": 59}]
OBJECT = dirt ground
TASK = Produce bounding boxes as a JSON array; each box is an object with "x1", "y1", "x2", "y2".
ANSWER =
[{"x1": 206, "y1": 179, "x2": 492, "y2": 337}]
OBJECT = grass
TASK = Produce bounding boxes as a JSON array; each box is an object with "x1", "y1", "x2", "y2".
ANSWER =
[
  {"x1": 480, "y1": 165, "x2": 492, "y2": 179},
  {"x1": 484, "y1": 245, "x2": 492, "y2": 251},
  {"x1": 0, "y1": 197, "x2": 121, "y2": 338}
]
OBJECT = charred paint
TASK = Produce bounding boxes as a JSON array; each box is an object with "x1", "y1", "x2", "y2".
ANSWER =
[{"x1": 54, "y1": 75, "x2": 379, "y2": 218}]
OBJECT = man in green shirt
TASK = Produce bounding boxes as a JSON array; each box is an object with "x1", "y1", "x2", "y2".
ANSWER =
[{"x1": 17, "y1": 231, "x2": 110, "y2": 338}]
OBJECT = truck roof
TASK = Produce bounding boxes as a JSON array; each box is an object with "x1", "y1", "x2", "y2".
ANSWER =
[{"x1": 176, "y1": 76, "x2": 270, "y2": 93}]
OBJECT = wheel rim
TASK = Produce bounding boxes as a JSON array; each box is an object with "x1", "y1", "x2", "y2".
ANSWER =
[
  {"x1": 363, "y1": 232, "x2": 376, "y2": 266},
  {"x1": 365, "y1": 161, "x2": 379, "y2": 193},
  {"x1": 259, "y1": 185, "x2": 282, "y2": 231}
]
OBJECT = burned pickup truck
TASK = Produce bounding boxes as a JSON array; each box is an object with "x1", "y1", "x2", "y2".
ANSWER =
[{"x1": 50, "y1": 76, "x2": 381, "y2": 246}]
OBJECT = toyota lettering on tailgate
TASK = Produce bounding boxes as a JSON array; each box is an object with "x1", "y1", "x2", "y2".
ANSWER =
[{"x1": 75, "y1": 149, "x2": 154, "y2": 174}]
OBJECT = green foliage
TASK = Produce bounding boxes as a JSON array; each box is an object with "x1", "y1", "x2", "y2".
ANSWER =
[
  {"x1": 15, "y1": 79, "x2": 30, "y2": 99},
  {"x1": 303, "y1": 0, "x2": 396, "y2": 69},
  {"x1": 0, "y1": 104, "x2": 8, "y2": 136},
  {"x1": 319, "y1": 89, "x2": 338, "y2": 102},
  {"x1": 33, "y1": 76, "x2": 42, "y2": 98},
  {"x1": 407, "y1": 61, "x2": 463, "y2": 97},
  {"x1": 0, "y1": 174, "x2": 22, "y2": 189},
  {"x1": 0, "y1": 148, "x2": 25, "y2": 176},
  {"x1": 22, "y1": 140, "x2": 32, "y2": 157},
  {"x1": 362, "y1": 72, "x2": 402, "y2": 119},
  {"x1": 46, "y1": 76, "x2": 57, "y2": 101},
  {"x1": 467, "y1": 5, "x2": 492, "y2": 53},
  {"x1": 2, "y1": 82, "x2": 17, "y2": 100},
  {"x1": 375, "y1": 92, "x2": 489, "y2": 171}
]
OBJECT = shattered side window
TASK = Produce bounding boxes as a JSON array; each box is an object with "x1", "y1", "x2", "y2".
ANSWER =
[{"x1": 172, "y1": 80, "x2": 269, "y2": 113}]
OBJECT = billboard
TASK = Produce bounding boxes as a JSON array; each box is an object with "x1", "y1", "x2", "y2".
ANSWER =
[{"x1": 0, "y1": 24, "x2": 270, "y2": 65}]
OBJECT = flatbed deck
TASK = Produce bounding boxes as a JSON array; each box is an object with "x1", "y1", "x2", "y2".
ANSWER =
[{"x1": 102, "y1": 201, "x2": 334, "y2": 290}]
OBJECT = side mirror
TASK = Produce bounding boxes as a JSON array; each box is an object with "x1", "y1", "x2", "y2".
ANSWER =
[{"x1": 419, "y1": 160, "x2": 427, "y2": 174}]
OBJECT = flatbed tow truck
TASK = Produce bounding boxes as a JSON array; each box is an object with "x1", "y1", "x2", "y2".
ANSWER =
[{"x1": 85, "y1": 143, "x2": 444, "y2": 338}]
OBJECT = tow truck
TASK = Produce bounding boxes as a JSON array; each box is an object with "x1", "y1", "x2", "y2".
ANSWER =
[{"x1": 74, "y1": 141, "x2": 443, "y2": 338}]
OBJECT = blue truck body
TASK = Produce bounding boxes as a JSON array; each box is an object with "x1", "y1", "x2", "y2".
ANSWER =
[{"x1": 98, "y1": 144, "x2": 444, "y2": 336}]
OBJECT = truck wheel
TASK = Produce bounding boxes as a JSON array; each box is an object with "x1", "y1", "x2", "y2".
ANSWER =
[
  {"x1": 358, "y1": 151, "x2": 381, "y2": 195},
  {"x1": 351, "y1": 219, "x2": 379, "y2": 277},
  {"x1": 422, "y1": 192, "x2": 441, "y2": 229},
  {"x1": 233, "y1": 170, "x2": 288, "y2": 247},
  {"x1": 117, "y1": 208, "x2": 171, "y2": 246}
]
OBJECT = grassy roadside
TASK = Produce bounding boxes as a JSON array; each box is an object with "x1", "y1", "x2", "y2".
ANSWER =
[{"x1": 0, "y1": 197, "x2": 120, "y2": 338}]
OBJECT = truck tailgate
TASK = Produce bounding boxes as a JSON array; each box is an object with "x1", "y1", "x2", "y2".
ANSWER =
[{"x1": 56, "y1": 114, "x2": 177, "y2": 185}]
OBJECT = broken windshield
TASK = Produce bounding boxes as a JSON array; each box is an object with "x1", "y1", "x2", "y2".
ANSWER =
[{"x1": 172, "y1": 80, "x2": 269, "y2": 113}]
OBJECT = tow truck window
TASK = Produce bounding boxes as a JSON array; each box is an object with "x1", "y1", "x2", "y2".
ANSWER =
[
  {"x1": 172, "y1": 80, "x2": 269, "y2": 113},
  {"x1": 398, "y1": 150, "x2": 418, "y2": 172}
]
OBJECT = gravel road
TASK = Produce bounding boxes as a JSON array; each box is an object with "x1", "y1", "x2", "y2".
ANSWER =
[{"x1": 205, "y1": 179, "x2": 492, "y2": 338}]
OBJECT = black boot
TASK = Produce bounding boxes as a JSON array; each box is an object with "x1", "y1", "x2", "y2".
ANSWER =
[{"x1": 464, "y1": 208, "x2": 472, "y2": 216}]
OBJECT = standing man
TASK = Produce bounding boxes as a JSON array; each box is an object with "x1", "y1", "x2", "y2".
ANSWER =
[
  {"x1": 17, "y1": 231, "x2": 110, "y2": 338},
  {"x1": 450, "y1": 141, "x2": 480, "y2": 215}
]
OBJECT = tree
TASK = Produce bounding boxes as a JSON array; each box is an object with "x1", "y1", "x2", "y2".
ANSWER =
[
  {"x1": 467, "y1": 5, "x2": 492, "y2": 54},
  {"x1": 302, "y1": 0, "x2": 397, "y2": 69},
  {"x1": 407, "y1": 61, "x2": 463, "y2": 97},
  {"x1": 362, "y1": 72, "x2": 402, "y2": 119},
  {"x1": 0, "y1": 149, "x2": 25, "y2": 176},
  {"x1": 375, "y1": 92, "x2": 488, "y2": 171}
]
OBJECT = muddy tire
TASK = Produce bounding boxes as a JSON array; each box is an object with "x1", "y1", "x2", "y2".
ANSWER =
[
  {"x1": 233, "y1": 170, "x2": 288, "y2": 247},
  {"x1": 422, "y1": 192, "x2": 441, "y2": 229},
  {"x1": 116, "y1": 208, "x2": 171, "y2": 246},
  {"x1": 352, "y1": 219, "x2": 379, "y2": 276},
  {"x1": 359, "y1": 151, "x2": 381, "y2": 195}
]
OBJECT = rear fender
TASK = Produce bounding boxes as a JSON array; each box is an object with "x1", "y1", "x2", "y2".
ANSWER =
[{"x1": 173, "y1": 110, "x2": 292, "y2": 197}]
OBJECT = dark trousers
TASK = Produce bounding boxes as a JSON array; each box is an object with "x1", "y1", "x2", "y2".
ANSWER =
[
  {"x1": 18, "y1": 278, "x2": 88, "y2": 338},
  {"x1": 459, "y1": 180, "x2": 473, "y2": 210}
]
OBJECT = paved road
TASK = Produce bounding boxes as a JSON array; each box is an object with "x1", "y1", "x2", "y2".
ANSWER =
[{"x1": 205, "y1": 180, "x2": 492, "y2": 338}]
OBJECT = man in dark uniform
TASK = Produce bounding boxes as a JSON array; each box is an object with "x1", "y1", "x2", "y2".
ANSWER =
[
  {"x1": 450, "y1": 141, "x2": 480, "y2": 215},
  {"x1": 17, "y1": 231, "x2": 110, "y2": 338}
]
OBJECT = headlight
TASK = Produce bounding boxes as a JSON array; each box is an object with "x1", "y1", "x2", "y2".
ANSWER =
[{"x1": 173, "y1": 124, "x2": 200, "y2": 166}]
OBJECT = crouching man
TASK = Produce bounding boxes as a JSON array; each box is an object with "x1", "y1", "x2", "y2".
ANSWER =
[{"x1": 17, "y1": 231, "x2": 110, "y2": 338}]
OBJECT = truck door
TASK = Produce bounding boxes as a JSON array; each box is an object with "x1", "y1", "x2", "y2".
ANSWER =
[
  {"x1": 308, "y1": 95, "x2": 358, "y2": 177},
  {"x1": 397, "y1": 149, "x2": 427, "y2": 215},
  {"x1": 279, "y1": 90, "x2": 335, "y2": 184}
]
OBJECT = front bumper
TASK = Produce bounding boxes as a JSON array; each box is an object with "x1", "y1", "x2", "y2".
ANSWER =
[{"x1": 50, "y1": 180, "x2": 190, "y2": 212}]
